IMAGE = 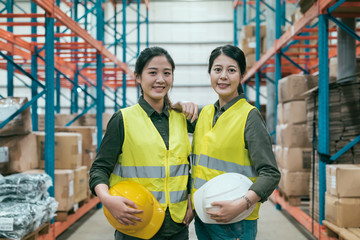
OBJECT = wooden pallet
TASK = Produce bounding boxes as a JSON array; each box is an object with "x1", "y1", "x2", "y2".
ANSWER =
[
  {"x1": 323, "y1": 220, "x2": 360, "y2": 240},
  {"x1": 278, "y1": 188, "x2": 310, "y2": 206},
  {"x1": 55, "y1": 199, "x2": 89, "y2": 222}
]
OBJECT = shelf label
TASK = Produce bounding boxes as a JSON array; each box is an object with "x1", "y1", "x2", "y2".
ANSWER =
[
  {"x1": 0, "y1": 218, "x2": 14, "y2": 231},
  {"x1": 0, "y1": 147, "x2": 9, "y2": 163},
  {"x1": 331, "y1": 176, "x2": 336, "y2": 189},
  {"x1": 69, "y1": 180, "x2": 74, "y2": 197}
]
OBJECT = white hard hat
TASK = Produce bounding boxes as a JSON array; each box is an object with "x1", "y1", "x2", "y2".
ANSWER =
[{"x1": 194, "y1": 173, "x2": 256, "y2": 224}]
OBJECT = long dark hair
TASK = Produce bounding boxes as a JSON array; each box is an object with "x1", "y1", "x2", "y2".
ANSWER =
[
  {"x1": 208, "y1": 45, "x2": 246, "y2": 94},
  {"x1": 135, "y1": 46, "x2": 175, "y2": 110}
]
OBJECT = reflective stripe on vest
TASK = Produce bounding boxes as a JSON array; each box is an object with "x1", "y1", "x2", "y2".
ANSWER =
[
  {"x1": 109, "y1": 104, "x2": 191, "y2": 223},
  {"x1": 113, "y1": 164, "x2": 189, "y2": 178},
  {"x1": 151, "y1": 190, "x2": 188, "y2": 204},
  {"x1": 198, "y1": 154, "x2": 257, "y2": 178}
]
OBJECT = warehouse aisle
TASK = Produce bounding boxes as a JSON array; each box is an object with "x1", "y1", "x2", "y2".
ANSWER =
[{"x1": 57, "y1": 200, "x2": 308, "y2": 240}]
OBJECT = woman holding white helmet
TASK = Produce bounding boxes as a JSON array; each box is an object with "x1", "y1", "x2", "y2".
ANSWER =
[{"x1": 191, "y1": 45, "x2": 281, "y2": 240}]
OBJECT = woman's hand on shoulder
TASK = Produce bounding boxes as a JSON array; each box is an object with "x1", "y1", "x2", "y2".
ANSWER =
[{"x1": 173, "y1": 101, "x2": 198, "y2": 123}]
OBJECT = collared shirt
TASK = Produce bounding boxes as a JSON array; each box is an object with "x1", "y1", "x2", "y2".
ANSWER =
[
  {"x1": 89, "y1": 96, "x2": 193, "y2": 237},
  {"x1": 212, "y1": 93, "x2": 280, "y2": 202}
]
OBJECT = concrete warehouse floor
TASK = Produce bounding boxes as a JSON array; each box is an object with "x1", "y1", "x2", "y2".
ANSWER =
[{"x1": 57, "y1": 200, "x2": 312, "y2": 240}]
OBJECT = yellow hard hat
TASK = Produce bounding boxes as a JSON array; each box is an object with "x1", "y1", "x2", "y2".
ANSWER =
[{"x1": 103, "y1": 181, "x2": 165, "y2": 239}]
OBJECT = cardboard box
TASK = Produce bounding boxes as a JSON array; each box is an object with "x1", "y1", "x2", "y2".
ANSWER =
[
  {"x1": 278, "y1": 124, "x2": 312, "y2": 148},
  {"x1": 278, "y1": 74, "x2": 317, "y2": 103},
  {"x1": 282, "y1": 147, "x2": 311, "y2": 172},
  {"x1": 279, "y1": 168, "x2": 310, "y2": 196},
  {"x1": 55, "y1": 169, "x2": 75, "y2": 211},
  {"x1": 24, "y1": 169, "x2": 75, "y2": 212},
  {"x1": 84, "y1": 148, "x2": 97, "y2": 170},
  {"x1": 242, "y1": 24, "x2": 266, "y2": 38},
  {"x1": 38, "y1": 114, "x2": 80, "y2": 131},
  {"x1": 76, "y1": 113, "x2": 112, "y2": 131},
  {"x1": 242, "y1": 37, "x2": 266, "y2": 55},
  {"x1": 326, "y1": 164, "x2": 360, "y2": 197},
  {"x1": 74, "y1": 166, "x2": 88, "y2": 203},
  {"x1": 241, "y1": 38, "x2": 255, "y2": 55},
  {"x1": 0, "y1": 97, "x2": 32, "y2": 137},
  {"x1": 274, "y1": 145, "x2": 282, "y2": 167},
  {"x1": 283, "y1": 101, "x2": 307, "y2": 124},
  {"x1": 276, "y1": 124, "x2": 284, "y2": 146},
  {"x1": 55, "y1": 126, "x2": 97, "y2": 169},
  {"x1": 277, "y1": 103, "x2": 284, "y2": 124},
  {"x1": 246, "y1": 53, "x2": 256, "y2": 68},
  {"x1": 0, "y1": 133, "x2": 38, "y2": 174},
  {"x1": 325, "y1": 193, "x2": 360, "y2": 228},
  {"x1": 35, "y1": 132, "x2": 82, "y2": 169}
]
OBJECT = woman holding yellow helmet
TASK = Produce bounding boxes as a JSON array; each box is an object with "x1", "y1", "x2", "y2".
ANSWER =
[{"x1": 89, "y1": 46, "x2": 197, "y2": 240}]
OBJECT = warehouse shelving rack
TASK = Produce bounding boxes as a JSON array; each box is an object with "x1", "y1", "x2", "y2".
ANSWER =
[
  {"x1": 233, "y1": 0, "x2": 299, "y2": 110},
  {"x1": 0, "y1": 1, "x2": 149, "y2": 239},
  {"x1": 234, "y1": 0, "x2": 360, "y2": 239}
]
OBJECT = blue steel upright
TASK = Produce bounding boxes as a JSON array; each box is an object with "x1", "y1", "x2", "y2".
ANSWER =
[
  {"x1": 234, "y1": 6, "x2": 238, "y2": 47},
  {"x1": 31, "y1": 2, "x2": 38, "y2": 131},
  {"x1": 122, "y1": 0, "x2": 127, "y2": 108},
  {"x1": 243, "y1": 0, "x2": 246, "y2": 25},
  {"x1": 6, "y1": 0, "x2": 14, "y2": 97},
  {"x1": 55, "y1": 0, "x2": 61, "y2": 113},
  {"x1": 96, "y1": 0, "x2": 104, "y2": 149},
  {"x1": 255, "y1": 0, "x2": 261, "y2": 110},
  {"x1": 45, "y1": 14, "x2": 55, "y2": 198},
  {"x1": 318, "y1": 14, "x2": 329, "y2": 225},
  {"x1": 274, "y1": 0, "x2": 282, "y2": 144}
]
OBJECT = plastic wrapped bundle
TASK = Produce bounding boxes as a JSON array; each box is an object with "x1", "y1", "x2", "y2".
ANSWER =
[
  {"x1": 0, "y1": 173, "x2": 52, "y2": 203},
  {"x1": 0, "y1": 173, "x2": 58, "y2": 239},
  {"x1": 0, "y1": 198, "x2": 57, "y2": 239},
  {"x1": 0, "y1": 202, "x2": 35, "y2": 239}
]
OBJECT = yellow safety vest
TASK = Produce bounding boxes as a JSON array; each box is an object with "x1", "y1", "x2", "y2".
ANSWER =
[
  {"x1": 109, "y1": 104, "x2": 191, "y2": 223},
  {"x1": 191, "y1": 98, "x2": 261, "y2": 220}
]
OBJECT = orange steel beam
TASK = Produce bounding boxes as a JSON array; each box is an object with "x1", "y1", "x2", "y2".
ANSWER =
[
  {"x1": 242, "y1": 0, "x2": 336, "y2": 83},
  {"x1": 272, "y1": 190, "x2": 338, "y2": 240},
  {"x1": 14, "y1": 33, "x2": 77, "y2": 38},
  {"x1": 0, "y1": 41, "x2": 31, "y2": 60},
  {"x1": 0, "y1": 13, "x2": 44, "y2": 18},
  {"x1": 0, "y1": 22, "x2": 64, "y2": 26},
  {"x1": 0, "y1": 28, "x2": 33, "y2": 51},
  {"x1": 32, "y1": 0, "x2": 131, "y2": 74},
  {"x1": 233, "y1": 0, "x2": 297, "y2": 8},
  {"x1": 292, "y1": 36, "x2": 337, "y2": 40},
  {"x1": 284, "y1": 52, "x2": 318, "y2": 56}
]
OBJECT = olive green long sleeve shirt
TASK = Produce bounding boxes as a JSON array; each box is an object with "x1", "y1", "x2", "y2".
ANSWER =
[{"x1": 212, "y1": 94, "x2": 280, "y2": 202}]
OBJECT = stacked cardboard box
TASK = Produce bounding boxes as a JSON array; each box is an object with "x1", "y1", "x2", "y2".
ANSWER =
[
  {"x1": 55, "y1": 126, "x2": 97, "y2": 169},
  {"x1": 38, "y1": 114, "x2": 80, "y2": 131},
  {"x1": 307, "y1": 81, "x2": 360, "y2": 221},
  {"x1": 0, "y1": 97, "x2": 37, "y2": 175},
  {"x1": 76, "y1": 113, "x2": 112, "y2": 131},
  {"x1": 55, "y1": 126, "x2": 97, "y2": 202},
  {"x1": 276, "y1": 74, "x2": 317, "y2": 198},
  {"x1": 299, "y1": 0, "x2": 317, "y2": 14},
  {"x1": 240, "y1": 24, "x2": 267, "y2": 70},
  {"x1": 33, "y1": 131, "x2": 88, "y2": 210},
  {"x1": 38, "y1": 113, "x2": 112, "y2": 132},
  {"x1": 306, "y1": 82, "x2": 360, "y2": 164},
  {"x1": 325, "y1": 165, "x2": 360, "y2": 228}
]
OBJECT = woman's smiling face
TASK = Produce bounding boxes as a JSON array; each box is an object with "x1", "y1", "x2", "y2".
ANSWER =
[
  {"x1": 210, "y1": 54, "x2": 241, "y2": 106},
  {"x1": 136, "y1": 55, "x2": 173, "y2": 106}
]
